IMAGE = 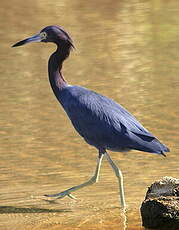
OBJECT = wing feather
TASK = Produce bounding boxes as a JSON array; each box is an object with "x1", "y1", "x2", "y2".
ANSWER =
[{"x1": 58, "y1": 86, "x2": 169, "y2": 153}]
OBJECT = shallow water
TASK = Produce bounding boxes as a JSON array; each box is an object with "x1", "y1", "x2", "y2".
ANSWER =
[{"x1": 0, "y1": 0, "x2": 179, "y2": 229}]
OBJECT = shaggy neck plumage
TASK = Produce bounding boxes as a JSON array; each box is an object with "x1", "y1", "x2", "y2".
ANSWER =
[{"x1": 48, "y1": 43, "x2": 71, "y2": 92}]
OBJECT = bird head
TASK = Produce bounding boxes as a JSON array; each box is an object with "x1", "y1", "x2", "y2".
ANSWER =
[{"x1": 12, "y1": 25, "x2": 75, "y2": 48}]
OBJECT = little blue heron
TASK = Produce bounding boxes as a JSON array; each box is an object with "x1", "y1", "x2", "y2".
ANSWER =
[{"x1": 12, "y1": 26, "x2": 169, "y2": 209}]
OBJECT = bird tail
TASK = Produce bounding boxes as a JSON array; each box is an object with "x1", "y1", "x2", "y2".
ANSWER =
[
  {"x1": 129, "y1": 132, "x2": 170, "y2": 156},
  {"x1": 148, "y1": 138, "x2": 170, "y2": 155}
]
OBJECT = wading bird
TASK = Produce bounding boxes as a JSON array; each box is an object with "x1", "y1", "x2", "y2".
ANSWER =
[{"x1": 12, "y1": 26, "x2": 169, "y2": 209}]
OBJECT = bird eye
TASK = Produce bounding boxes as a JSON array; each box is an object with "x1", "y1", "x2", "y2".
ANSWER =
[{"x1": 40, "y1": 32, "x2": 47, "y2": 40}]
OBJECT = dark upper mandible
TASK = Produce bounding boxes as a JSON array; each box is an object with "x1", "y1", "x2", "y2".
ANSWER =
[{"x1": 12, "y1": 25, "x2": 74, "y2": 48}]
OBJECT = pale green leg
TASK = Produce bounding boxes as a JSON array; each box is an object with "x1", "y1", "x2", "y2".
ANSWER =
[
  {"x1": 104, "y1": 151, "x2": 126, "y2": 209},
  {"x1": 45, "y1": 153, "x2": 104, "y2": 199}
]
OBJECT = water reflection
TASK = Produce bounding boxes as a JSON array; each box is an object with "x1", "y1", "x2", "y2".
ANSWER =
[{"x1": 0, "y1": 0, "x2": 179, "y2": 229}]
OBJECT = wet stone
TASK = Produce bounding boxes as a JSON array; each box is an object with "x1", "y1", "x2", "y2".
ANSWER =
[{"x1": 141, "y1": 177, "x2": 179, "y2": 230}]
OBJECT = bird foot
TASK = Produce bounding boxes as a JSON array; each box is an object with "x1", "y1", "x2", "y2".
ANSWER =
[{"x1": 44, "y1": 190, "x2": 77, "y2": 200}]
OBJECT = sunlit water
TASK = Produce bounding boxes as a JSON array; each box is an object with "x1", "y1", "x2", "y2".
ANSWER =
[{"x1": 0, "y1": 0, "x2": 179, "y2": 229}]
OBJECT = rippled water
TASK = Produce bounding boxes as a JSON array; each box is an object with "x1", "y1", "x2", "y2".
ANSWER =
[{"x1": 0, "y1": 0, "x2": 179, "y2": 229}]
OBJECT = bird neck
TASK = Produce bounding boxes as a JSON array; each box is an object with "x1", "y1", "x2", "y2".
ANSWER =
[{"x1": 48, "y1": 44, "x2": 71, "y2": 91}]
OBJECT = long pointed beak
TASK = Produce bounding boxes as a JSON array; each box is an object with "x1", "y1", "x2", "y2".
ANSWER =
[{"x1": 12, "y1": 33, "x2": 42, "y2": 47}]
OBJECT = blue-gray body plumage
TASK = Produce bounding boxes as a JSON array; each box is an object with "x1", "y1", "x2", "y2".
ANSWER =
[{"x1": 56, "y1": 85, "x2": 169, "y2": 154}]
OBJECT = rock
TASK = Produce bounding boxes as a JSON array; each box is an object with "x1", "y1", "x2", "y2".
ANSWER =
[{"x1": 140, "y1": 176, "x2": 179, "y2": 230}]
